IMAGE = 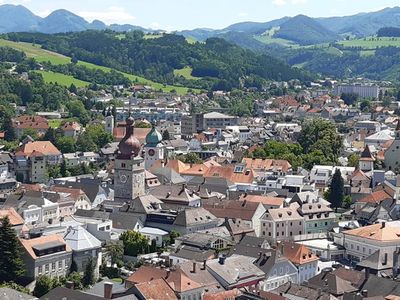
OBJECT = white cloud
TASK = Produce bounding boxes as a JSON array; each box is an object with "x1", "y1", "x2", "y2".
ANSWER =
[
  {"x1": 149, "y1": 22, "x2": 161, "y2": 29},
  {"x1": 273, "y1": 0, "x2": 287, "y2": 6},
  {"x1": 79, "y1": 6, "x2": 135, "y2": 24},
  {"x1": 238, "y1": 12, "x2": 248, "y2": 17}
]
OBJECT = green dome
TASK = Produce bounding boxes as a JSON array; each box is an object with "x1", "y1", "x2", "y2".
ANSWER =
[{"x1": 145, "y1": 126, "x2": 163, "y2": 146}]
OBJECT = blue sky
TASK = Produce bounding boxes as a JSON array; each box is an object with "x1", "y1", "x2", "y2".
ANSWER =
[{"x1": 5, "y1": 0, "x2": 400, "y2": 30}]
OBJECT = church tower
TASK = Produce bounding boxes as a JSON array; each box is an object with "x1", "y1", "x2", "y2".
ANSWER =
[
  {"x1": 144, "y1": 125, "x2": 164, "y2": 170},
  {"x1": 359, "y1": 144, "x2": 375, "y2": 173},
  {"x1": 114, "y1": 116, "x2": 145, "y2": 202}
]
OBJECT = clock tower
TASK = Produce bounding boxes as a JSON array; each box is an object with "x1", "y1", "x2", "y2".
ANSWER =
[
  {"x1": 144, "y1": 125, "x2": 164, "y2": 170},
  {"x1": 114, "y1": 116, "x2": 145, "y2": 202}
]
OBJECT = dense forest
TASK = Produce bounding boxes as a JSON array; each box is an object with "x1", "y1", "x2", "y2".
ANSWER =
[
  {"x1": 4, "y1": 31, "x2": 312, "y2": 91},
  {"x1": 377, "y1": 27, "x2": 400, "y2": 37}
]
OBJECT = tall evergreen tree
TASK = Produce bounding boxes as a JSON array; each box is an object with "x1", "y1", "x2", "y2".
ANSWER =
[
  {"x1": 162, "y1": 130, "x2": 170, "y2": 141},
  {"x1": 0, "y1": 216, "x2": 25, "y2": 282},
  {"x1": 82, "y1": 257, "x2": 96, "y2": 287},
  {"x1": 328, "y1": 169, "x2": 344, "y2": 212}
]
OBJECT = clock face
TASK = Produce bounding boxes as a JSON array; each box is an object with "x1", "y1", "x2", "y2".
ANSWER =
[
  {"x1": 120, "y1": 174, "x2": 127, "y2": 183},
  {"x1": 148, "y1": 149, "x2": 155, "y2": 157}
]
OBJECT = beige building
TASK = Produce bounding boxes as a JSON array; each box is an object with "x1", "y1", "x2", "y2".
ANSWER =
[
  {"x1": 260, "y1": 203, "x2": 305, "y2": 242},
  {"x1": 385, "y1": 120, "x2": 400, "y2": 173}
]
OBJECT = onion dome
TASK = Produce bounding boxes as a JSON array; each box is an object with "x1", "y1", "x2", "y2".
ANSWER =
[
  {"x1": 117, "y1": 116, "x2": 141, "y2": 158},
  {"x1": 145, "y1": 125, "x2": 163, "y2": 147}
]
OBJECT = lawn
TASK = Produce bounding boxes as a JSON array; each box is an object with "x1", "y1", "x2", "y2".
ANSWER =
[
  {"x1": 36, "y1": 70, "x2": 90, "y2": 88},
  {"x1": 173, "y1": 66, "x2": 200, "y2": 80},
  {"x1": 0, "y1": 39, "x2": 70, "y2": 65},
  {"x1": 48, "y1": 118, "x2": 78, "y2": 129},
  {"x1": 338, "y1": 37, "x2": 400, "y2": 49},
  {"x1": 0, "y1": 39, "x2": 199, "y2": 95},
  {"x1": 144, "y1": 34, "x2": 163, "y2": 39}
]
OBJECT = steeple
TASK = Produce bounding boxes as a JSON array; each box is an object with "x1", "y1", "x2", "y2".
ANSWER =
[{"x1": 116, "y1": 116, "x2": 141, "y2": 159}]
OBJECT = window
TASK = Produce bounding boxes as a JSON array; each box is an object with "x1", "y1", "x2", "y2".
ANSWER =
[
  {"x1": 45, "y1": 264, "x2": 49, "y2": 273},
  {"x1": 121, "y1": 163, "x2": 126, "y2": 168},
  {"x1": 52, "y1": 262, "x2": 56, "y2": 272},
  {"x1": 38, "y1": 265, "x2": 42, "y2": 275}
]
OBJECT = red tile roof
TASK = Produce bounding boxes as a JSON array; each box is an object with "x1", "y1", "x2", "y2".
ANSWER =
[
  {"x1": 134, "y1": 279, "x2": 178, "y2": 300},
  {"x1": 239, "y1": 194, "x2": 283, "y2": 207},
  {"x1": 281, "y1": 242, "x2": 319, "y2": 265},
  {"x1": 0, "y1": 207, "x2": 24, "y2": 226},
  {"x1": 357, "y1": 190, "x2": 392, "y2": 204},
  {"x1": 18, "y1": 141, "x2": 61, "y2": 156}
]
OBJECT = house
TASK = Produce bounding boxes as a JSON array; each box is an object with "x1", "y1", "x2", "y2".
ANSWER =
[
  {"x1": 63, "y1": 226, "x2": 102, "y2": 277},
  {"x1": 385, "y1": 120, "x2": 400, "y2": 173},
  {"x1": 14, "y1": 141, "x2": 62, "y2": 183},
  {"x1": 60, "y1": 121, "x2": 81, "y2": 138},
  {"x1": 239, "y1": 194, "x2": 284, "y2": 210},
  {"x1": 19, "y1": 234, "x2": 72, "y2": 279},
  {"x1": 242, "y1": 158, "x2": 292, "y2": 176},
  {"x1": 297, "y1": 203, "x2": 336, "y2": 234},
  {"x1": 341, "y1": 221, "x2": 400, "y2": 264},
  {"x1": 203, "y1": 200, "x2": 266, "y2": 236},
  {"x1": 260, "y1": 204, "x2": 305, "y2": 242},
  {"x1": 5, "y1": 190, "x2": 60, "y2": 226},
  {"x1": 279, "y1": 242, "x2": 319, "y2": 283},
  {"x1": 150, "y1": 184, "x2": 201, "y2": 207},
  {"x1": 12, "y1": 115, "x2": 49, "y2": 138},
  {"x1": 206, "y1": 255, "x2": 265, "y2": 290},
  {"x1": 63, "y1": 152, "x2": 99, "y2": 167},
  {"x1": 139, "y1": 227, "x2": 169, "y2": 247},
  {"x1": 0, "y1": 207, "x2": 25, "y2": 234},
  {"x1": 50, "y1": 186, "x2": 92, "y2": 212},
  {"x1": 132, "y1": 279, "x2": 178, "y2": 300}
]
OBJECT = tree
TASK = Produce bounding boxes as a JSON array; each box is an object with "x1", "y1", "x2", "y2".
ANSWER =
[
  {"x1": 298, "y1": 119, "x2": 342, "y2": 163},
  {"x1": 21, "y1": 128, "x2": 38, "y2": 141},
  {"x1": 105, "y1": 242, "x2": 124, "y2": 265},
  {"x1": 70, "y1": 259, "x2": 78, "y2": 274},
  {"x1": 347, "y1": 153, "x2": 360, "y2": 168},
  {"x1": 360, "y1": 100, "x2": 371, "y2": 112},
  {"x1": 328, "y1": 169, "x2": 344, "y2": 212},
  {"x1": 33, "y1": 275, "x2": 53, "y2": 297},
  {"x1": 162, "y1": 130, "x2": 170, "y2": 141},
  {"x1": 343, "y1": 195, "x2": 352, "y2": 209},
  {"x1": 169, "y1": 230, "x2": 180, "y2": 245},
  {"x1": 67, "y1": 272, "x2": 83, "y2": 290},
  {"x1": 82, "y1": 257, "x2": 96, "y2": 287},
  {"x1": 67, "y1": 100, "x2": 90, "y2": 125},
  {"x1": 0, "y1": 216, "x2": 25, "y2": 283},
  {"x1": 134, "y1": 121, "x2": 152, "y2": 128},
  {"x1": 178, "y1": 153, "x2": 203, "y2": 164},
  {"x1": 56, "y1": 136, "x2": 76, "y2": 153},
  {"x1": 120, "y1": 230, "x2": 149, "y2": 256}
]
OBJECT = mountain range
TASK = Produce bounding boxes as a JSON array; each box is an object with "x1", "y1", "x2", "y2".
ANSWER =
[
  {"x1": 2, "y1": 4, "x2": 400, "y2": 46},
  {"x1": 0, "y1": 4, "x2": 148, "y2": 34}
]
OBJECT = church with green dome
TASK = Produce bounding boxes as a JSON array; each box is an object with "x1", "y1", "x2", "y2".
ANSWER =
[{"x1": 144, "y1": 125, "x2": 165, "y2": 170}]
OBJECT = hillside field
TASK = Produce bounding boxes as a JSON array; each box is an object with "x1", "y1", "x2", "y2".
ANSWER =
[
  {"x1": 0, "y1": 39, "x2": 199, "y2": 94},
  {"x1": 337, "y1": 37, "x2": 400, "y2": 49}
]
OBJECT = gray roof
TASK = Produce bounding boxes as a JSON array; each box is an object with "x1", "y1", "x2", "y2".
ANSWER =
[
  {"x1": 176, "y1": 232, "x2": 232, "y2": 249},
  {"x1": 150, "y1": 184, "x2": 200, "y2": 204},
  {"x1": 357, "y1": 249, "x2": 394, "y2": 271},
  {"x1": 359, "y1": 274, "x2": 400, "y2": 297},
  {"x1": 0, "y1": 287, "x2": 37, "y2": 300},
  {"x1": 64, "y1": 226, "x2": 101, "y2": 251},
  {"x1": 74, "y1": 209, "x2": 110, "y2": 220},
  {"x1": 109, "y1": 212, "x2": 143, "y2": 230},
  {"x1": 273, "y1": 282, "x2": 339, "y2": 300},
  {"x1": 172, "y1": 245, "x2": 215, "y2": 262},
  {"x1": 174, "y1": 207, "x2": 217, "y2": 226},
  {"x1": 206, "y1": 255, "x2": 265, "y2": 287},
  {"x1": 150, "y1": 168, "x2": 186, "y2": 185}
]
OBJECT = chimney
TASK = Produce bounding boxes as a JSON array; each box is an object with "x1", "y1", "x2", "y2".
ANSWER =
[
  {"x1": 65, "y1": 281, "x2": 74, "y2": 290},
  {"x1": 218, "y1": 255, "x2": 226, "y2": 265},
  {"x1": 202, "y1": 260, "x2": 207, "y2": 270},
  {"x1": 382, "y1": 222, "x2": 386, "y2": 228},
  {"x1": 166, "y1": 269, "x2": 171, "y2": 278},
  {"x1": 361, "y1": 290, "x2": 368, "y2": 298},
  {"x1": 192, "y1": 262, "x2": 197, "y2": 273},
  {"x1": 104, "y1": 282, "x2": 113, "y2": 299}
]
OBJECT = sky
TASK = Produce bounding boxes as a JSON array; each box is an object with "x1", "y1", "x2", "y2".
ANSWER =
[{"x1": 4, "y1": 0, "x2": 400, "y2": 31}]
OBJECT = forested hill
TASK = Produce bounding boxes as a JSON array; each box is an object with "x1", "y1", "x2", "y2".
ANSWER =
[{"x1": 4, "y1": 31, "x2": 312, "y2": 91}]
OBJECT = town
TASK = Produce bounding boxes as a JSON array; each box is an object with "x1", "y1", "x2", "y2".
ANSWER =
[
  {"x1": 0, "y1": 2, "x2": 399, "y2": 300},
  {"x1": 0, "y1": 74, "x2": 399, "y2": 300}
]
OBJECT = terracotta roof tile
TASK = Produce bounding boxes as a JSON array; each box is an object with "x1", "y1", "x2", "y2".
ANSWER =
[
  {"x1": 134, "y1": 279, "x2": 178, "y2": 300},
  {"x1": 281, "y1": 242, "x2": 319, "y2": 265},
  {"x1": 19, "y1": 234, "x2": 71, "y2": 259},
  {"x1": 344, "y1": 222, "x2": 400, "y2": 242},
  {"x1": 240, "y1": 194, "x2": 283, "y2": 207},
  {"x1": 357, "y1": 190, "x2": 392, "y2": 204},
  {"x1": 18, "y1": 141, "x2": 61, "y2": 156},
  {"x1": 0, "y1": 207, "x2": 24, "y2": 226}
]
